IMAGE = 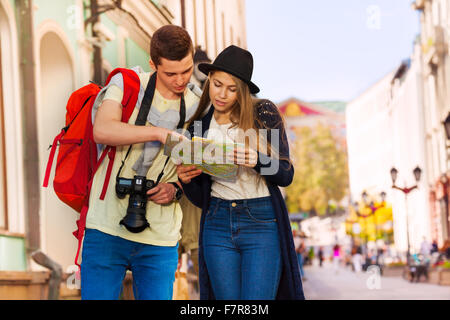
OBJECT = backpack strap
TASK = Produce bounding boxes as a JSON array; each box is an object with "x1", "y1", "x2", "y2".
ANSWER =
[
  {"x1": 98, "y1": 68, "x2": 141, "y2": 200},
  {"x1": 115, "y1": 72, "x2": 157, "y2": 179},
  {"x1": 105, "y1": 68, "x2": 141, "y2": 123},
  {"x1": 42, "y1": 128, "x2": 66, "y2": 188}
]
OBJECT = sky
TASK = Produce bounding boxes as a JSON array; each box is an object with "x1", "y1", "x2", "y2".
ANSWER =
[{"x1": 245, "y1": 0, "x2": 421, "y2": 103}]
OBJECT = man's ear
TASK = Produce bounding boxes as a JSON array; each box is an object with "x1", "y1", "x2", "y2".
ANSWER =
[{"x1": 149, "y1": 59, "x2": 157, "y2": 72}]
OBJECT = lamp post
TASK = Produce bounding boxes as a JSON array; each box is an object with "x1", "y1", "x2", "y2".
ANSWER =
[{"x1": 390, "y1": 166, "x2": 422, "y2": 265}]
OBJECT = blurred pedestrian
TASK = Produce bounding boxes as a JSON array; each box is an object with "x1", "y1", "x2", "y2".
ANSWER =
[
  {"x1": 352, "y1": 246, "x2": 363, "y2": 273},
  {"x1": 370, "y1": 249, "x2": 377, "y2": 265},
  {"x1": 294, "y1": 232, "x2": 306, "y2": 280},
  {"x1": 431, "y1": 239, "x2": 439, "y2": 255},
  {"x1": 420, "y1": 237, "x2": 431, "y2": 258},
  {"x1": 333, "y1": 244, "x2": 341, "y2": 273},
  {"x1": 444, "y1": 240, "x2": 450, "y2": 259},
  {"x1": 318, "y1": 247, "x2": 324, "y2": 267},
  {"x1": 308, "y1": 247, "x2": 315, "y2": 266}
]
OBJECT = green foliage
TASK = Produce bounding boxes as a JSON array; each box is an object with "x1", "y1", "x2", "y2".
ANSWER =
[{"x1": 286, "y1": 123, "x2": 349, "y2": 215}]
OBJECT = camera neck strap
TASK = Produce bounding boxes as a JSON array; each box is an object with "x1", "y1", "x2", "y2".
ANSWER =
[{"x1": 117, "y1": 71, "x2": 187, "y2": 183}]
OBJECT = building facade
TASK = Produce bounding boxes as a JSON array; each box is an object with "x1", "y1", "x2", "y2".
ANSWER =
[
  {"x1": 346, "y1": 40, "x2": 431, "y2": 257},
  {"x1": 0, "y1": 0, "x2": 246, "y2": 281},
  {"x1": 413, "y1": 0, "x2": 450, "y2": 248}
]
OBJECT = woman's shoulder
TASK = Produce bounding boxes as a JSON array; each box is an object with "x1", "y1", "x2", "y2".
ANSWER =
[
  {"x1": 254, "y1": 99, "x2": 284, "y2": 128},
  {"x1": 254, "y1": 99, "x2": 278, "y2": 114}
]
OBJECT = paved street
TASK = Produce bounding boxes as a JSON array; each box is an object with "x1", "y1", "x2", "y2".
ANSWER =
[{"x1": 302, "y1": 261, "x2": 450, "y2": 300}]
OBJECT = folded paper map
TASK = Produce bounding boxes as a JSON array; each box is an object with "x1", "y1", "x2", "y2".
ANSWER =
[{"x1": 164, "y1": 134, "x2": 244, "y2": 181}]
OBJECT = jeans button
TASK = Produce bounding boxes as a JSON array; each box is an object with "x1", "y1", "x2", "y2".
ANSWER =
[{"x1": 231, "y1": 202, "x2": 237, "y2": 207}]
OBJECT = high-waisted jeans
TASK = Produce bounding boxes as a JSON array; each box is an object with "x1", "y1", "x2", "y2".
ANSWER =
[{"x1": 203, "y1": 196, "x2": 282, "y2": 300}]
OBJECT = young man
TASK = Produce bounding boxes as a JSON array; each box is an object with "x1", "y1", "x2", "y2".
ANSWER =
[{"x1": 81, "y1": 25, "x2": 200, "y2": 300}]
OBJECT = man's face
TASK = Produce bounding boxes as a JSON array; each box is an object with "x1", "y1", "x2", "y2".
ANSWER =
[{"x1": 150, "y1": 54, "x2": 194, "y2": 96}]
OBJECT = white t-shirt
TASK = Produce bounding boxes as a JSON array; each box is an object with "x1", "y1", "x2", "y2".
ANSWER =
[{"x1": 207, "y1": 114, "x2": 270, "y2": 200}]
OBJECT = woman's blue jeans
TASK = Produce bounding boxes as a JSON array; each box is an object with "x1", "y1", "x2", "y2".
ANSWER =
[
  {"x1": 203, "y1": 196, "x2": 282, "y2": 300},
  {"x1": 81, "y1": 228, "x2": 178, "y2": 300}
]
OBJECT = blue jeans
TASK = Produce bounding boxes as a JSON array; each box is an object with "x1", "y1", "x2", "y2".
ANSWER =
[
  {"x1": 203, "y1": 196, "x2": 282, "y2": 300},
  {"x1": 81, "y1": 228, "x2": 178, "y2": 300}
]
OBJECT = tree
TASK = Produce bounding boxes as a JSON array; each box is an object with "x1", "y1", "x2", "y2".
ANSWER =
[{"x1": 286, "y1": 123, "x2": 349, "y2": 215}]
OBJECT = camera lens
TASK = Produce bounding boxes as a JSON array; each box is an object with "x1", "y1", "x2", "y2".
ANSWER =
[
  {"x1": 116, "y1": 176, "x2": 154, "y2": 233},
  {"x1": 120, "y1": 205, "x2": 149, "y2": 233}
]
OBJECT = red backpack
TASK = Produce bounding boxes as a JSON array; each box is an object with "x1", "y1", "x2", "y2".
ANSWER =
[{"x1": 43, "y1": 68, "x2": 141, "y2": 267}]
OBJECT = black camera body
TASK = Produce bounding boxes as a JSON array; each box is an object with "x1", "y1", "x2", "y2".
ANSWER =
[{"x1": 116, "y1": 176, "x2": 156, "y2": 233}]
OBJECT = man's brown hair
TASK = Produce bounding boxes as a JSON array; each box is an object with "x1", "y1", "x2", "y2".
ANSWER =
[{"x1": 150, "y1": 25, "x2": 194, "y2": 66}]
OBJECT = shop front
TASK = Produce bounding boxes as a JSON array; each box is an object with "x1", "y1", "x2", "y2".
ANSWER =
[{"x1": 429, "y1": 176, "x2": 450, "y2": 248}]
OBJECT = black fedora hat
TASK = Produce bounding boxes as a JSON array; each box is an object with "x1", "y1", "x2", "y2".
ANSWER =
[{"x1": 198, "y1": 45, "x2": 260, "y2": 94}]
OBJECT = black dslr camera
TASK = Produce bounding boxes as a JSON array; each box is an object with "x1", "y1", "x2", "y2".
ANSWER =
[{"x1": 116, "y1": 176, "x2": 156, "y2": 233}]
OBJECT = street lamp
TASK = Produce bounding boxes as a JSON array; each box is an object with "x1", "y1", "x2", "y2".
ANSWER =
[{"x1": 390, "y1": 166, "x2": 422, "y2": 265}]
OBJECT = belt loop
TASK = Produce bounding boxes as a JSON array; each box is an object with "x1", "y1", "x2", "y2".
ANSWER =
[{"x1": 243, "y1": 199, "x2": 248, "y2": 209}]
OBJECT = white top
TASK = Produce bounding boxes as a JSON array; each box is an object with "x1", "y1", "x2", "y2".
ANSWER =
[{"x1": 207, "y1": 114, "x2": 270, "y2": 200}]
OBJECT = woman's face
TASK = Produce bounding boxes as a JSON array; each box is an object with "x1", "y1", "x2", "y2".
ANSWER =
[{"x1": 209, "y1": 71, "x2": 238, "y2": 113}]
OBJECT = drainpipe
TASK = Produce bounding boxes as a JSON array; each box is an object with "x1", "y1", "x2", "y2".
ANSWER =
[
  {"x1": 180, "y1": 0, "x2": 186, "y2": 28},
  {"x1": 90, "y1": 0, "x2": 104, "y2": 85},
  {"x1": 31, "y1": 250, "x2": 62, "y2": 300},
  {"x1": 16, "y1": 0, "x2": 62, "y2": 300}
]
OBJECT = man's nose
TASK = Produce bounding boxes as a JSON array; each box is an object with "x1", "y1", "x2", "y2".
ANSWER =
[{"x1": 176, "y1": 75, "x2": 186, "y2": 85}]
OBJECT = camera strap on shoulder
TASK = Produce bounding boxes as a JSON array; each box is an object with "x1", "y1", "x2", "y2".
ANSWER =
[{"x1": 116, "y1": 71, "x2": 186, "y2": 183}]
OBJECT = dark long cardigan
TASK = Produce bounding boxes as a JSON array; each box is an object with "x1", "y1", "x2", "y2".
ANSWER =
[{"x1": 181, "y1": 100, "x2": 305, "y2": 300}]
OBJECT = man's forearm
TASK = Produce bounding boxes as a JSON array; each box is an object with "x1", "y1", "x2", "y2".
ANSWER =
[{"x1": 93, "y1": 120, "x2": 163, "y2": 147}]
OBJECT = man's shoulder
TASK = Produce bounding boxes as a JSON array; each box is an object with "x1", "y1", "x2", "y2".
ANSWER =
[
  {"x1": 185, "y1": 83, "x2": 202, "y2": 111},
  {"x1": 138, "y1": 70, "x2": 153, "y2": 87},
  {"x1": 187, "y1": 83, "x2": 202, "y2": 100}
]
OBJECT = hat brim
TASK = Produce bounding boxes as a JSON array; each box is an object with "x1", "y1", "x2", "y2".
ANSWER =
[{"x1": 198, "y1": 63, "x2": 260, "y2": 94}]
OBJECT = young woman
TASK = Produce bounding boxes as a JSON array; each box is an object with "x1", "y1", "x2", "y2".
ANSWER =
[{"x1": 176, "y1": 45, "x2": 305, "y2": 300}]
